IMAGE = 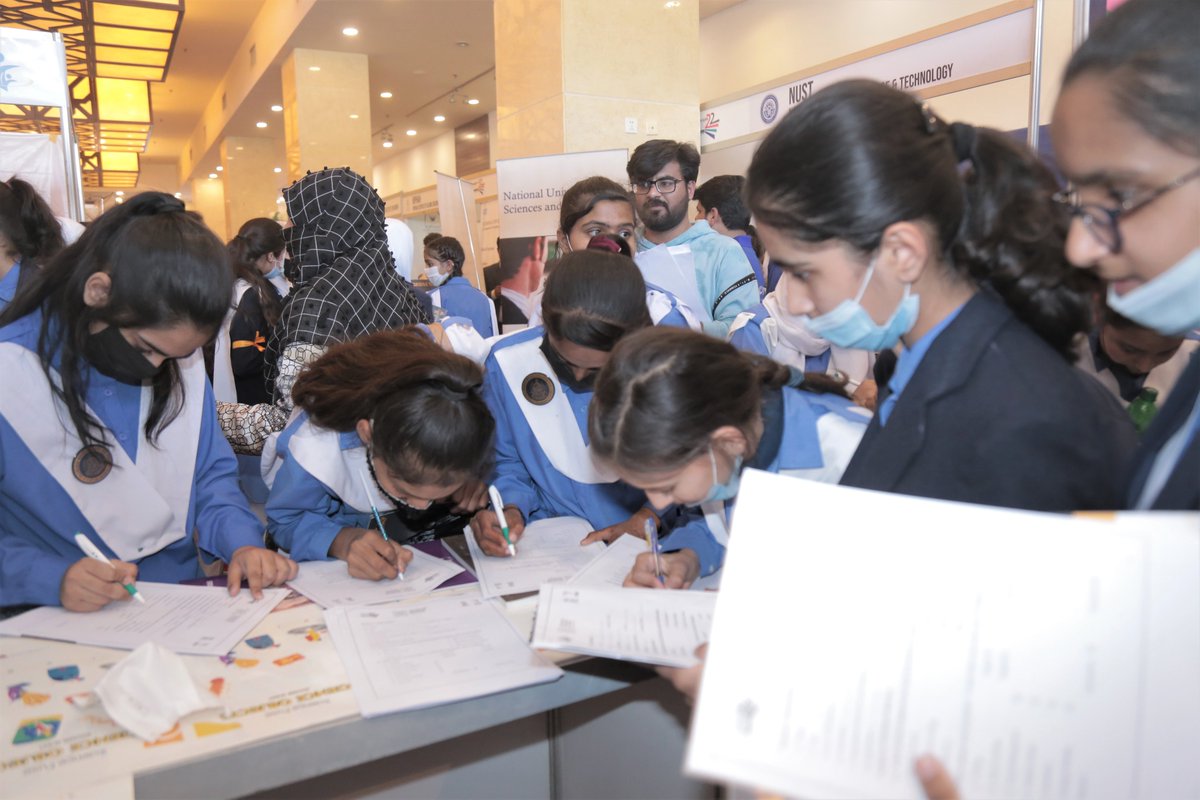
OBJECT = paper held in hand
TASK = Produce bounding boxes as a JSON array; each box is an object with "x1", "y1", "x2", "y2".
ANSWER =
[
  {"x1": 465, "y1": 516, "x2": 605, "y2": 599},
  {"x1": 685, "y1": 470, "x2": 1200, "y2": 800}
]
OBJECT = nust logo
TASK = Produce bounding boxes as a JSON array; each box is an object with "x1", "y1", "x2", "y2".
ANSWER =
[{"x1": 759, "y1": 94, "x2": 779, "y2": 125}]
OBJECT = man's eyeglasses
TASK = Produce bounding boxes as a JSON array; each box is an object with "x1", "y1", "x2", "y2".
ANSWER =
[
  {"x1": 1052, "y1": 164, "x2": 1200, "y2": 255},
  {"x1": 632, "y1": 177, "x2": 687, "y2": 195}
]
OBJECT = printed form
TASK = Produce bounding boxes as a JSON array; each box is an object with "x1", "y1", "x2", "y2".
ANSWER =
[
  {"x1": 685, "y1": 471, "x2": 1200, "y2": 800},
  {"x1": 324, "y1": 592, "x2": 562, "y2": 717},
  {"x1": 286, "y1": 548, "x2": 465, "y2": 608},
  {"x1": 0, "y1": 583, "x2": 288, "y2": 656},
  {"x1": 465, "y1": 516, "x2": 605, "y2": 598},
  {"x1": 531, "y1": 583, "x2": 716, "y2": 667}
]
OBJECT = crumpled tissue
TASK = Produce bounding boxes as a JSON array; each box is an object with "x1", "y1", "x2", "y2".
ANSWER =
[{"x1": 94, "y1": 641, "x2": 220, "y2": 741}]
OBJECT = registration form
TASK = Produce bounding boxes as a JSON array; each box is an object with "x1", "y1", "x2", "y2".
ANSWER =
[
  {"x1": 286, "y1": 548, "x2": 465, "y2": 608},
  {"x1": 465, "y1": 516, "x2": 605, "y2": 598}
]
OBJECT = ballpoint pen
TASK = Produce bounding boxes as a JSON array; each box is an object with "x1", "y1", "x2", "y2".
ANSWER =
[
  {"x1": 487, "y1": 485, "x2": 517, "y2": 556},
  {"x1": 74, "y1": 532, "x2": 146, "y2": 603},
  {"x1": 359, "y1": 470, "x2": 404, "y2": 580},
  {"x1": 644, "y1": 518, "x2": 665, "y2": 585}
]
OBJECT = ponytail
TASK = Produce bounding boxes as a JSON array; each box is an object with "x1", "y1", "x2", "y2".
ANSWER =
[
  {"x1": 590, "y1": 327, "x2": 792, "y2": 473},
  {"x1": 291, "y1": 329, "x2": 495, "y2": 485},
  {"x1": 746, "y1": 79, "x2": 1094, "y2": 358},
  {"x1": 228, "y1": 218, "x2": 285, "y2": 328},
  {"x1": 0, "y1": 177, "x2": 65, "y2": 268}
]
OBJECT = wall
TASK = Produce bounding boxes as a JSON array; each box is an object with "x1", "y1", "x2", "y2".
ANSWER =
[{"x1": 373, "y1": 130, "x2": 457, "y2": 198}]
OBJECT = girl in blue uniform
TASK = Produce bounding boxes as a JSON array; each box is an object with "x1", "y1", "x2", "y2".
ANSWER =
[
  {"x1": 470, "y1": 248, "x2": 654, "y2": 557},
  {"x1": 424, "y1": 236, "x2": 497, "y2": 338},
  {"x1": 744, "y1": 80, "x2": 1137, "y2": 511},
  {"x1": 0, "y1": 178, "x2": 64, "y2": 311},
  {"x1": 0, "y1": 192, "x2": 297, "y2": 612},
  {"x1": 589, "y1": 327, "x2": 868, "y2": 587},
  {"x1": 265, "y1": 330, "x2": 494, "y2": 580}
]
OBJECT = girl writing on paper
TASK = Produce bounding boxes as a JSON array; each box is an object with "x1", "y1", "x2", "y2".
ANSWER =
[
  {"x1": 469, "y1": 247, "x2": 656, "y2": 557},
  {"x1": 265, "y1": 330, "x2": 494, "y2": 580},
  {"x1": 423, "y1": 235, "x2": 497, "y2": 338},
  {"x1": 744, "y1": 79, "x2": 1137, "y2": 511},
  {"x1": 211, "y1": 218, "x2": 289, "y2": 405},
  {"x1": 589, "y1": 327, "x2": 869, "y2": 588},
  {"x1": 0, "y1": 193, "x2": 297, "y2": 612}
]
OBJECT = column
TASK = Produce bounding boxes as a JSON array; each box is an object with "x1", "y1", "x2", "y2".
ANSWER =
[
  {"x1": 280, "y1": 48, "x2": 373, "y2": 182},
  {"x1": 222, "y1": 136, "x2": 284, "y2": 234},
  {"x1": 494, "y1": 0, "x2": 700, "y2": 160},
  {"x1": 189, "y1": 176, "x2": 227, "y2": 241}
]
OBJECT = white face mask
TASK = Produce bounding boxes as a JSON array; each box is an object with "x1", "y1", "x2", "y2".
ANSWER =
[
  {"x1": 1106, "y1": 247, "x2": 1200, "y2": 335},
  {"x1": 425, "y1": 266, "x2": 450, "y2": 287}
]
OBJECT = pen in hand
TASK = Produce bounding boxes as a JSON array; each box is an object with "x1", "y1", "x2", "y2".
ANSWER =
[
  {"x1": 73, "y1": 532, "x2": 145, "y2": 603},
  {"x1": 644, "y1": 518, "x2": 665, "y2": 586},
  {"x1": 359, "y1": 470, "x2": 404, "y2": 581},
  {"x1": 487, "y1": 485, "x2": 516, "y2": 556}
]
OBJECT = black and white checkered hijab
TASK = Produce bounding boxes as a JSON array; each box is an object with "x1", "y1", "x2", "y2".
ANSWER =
[{"x1": 267, "y1": 168, "x2": 429, "y2": 380}]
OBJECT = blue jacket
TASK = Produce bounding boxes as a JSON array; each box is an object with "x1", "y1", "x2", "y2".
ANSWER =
[{"x1": 432, "y1": 276, "x2": 496, "y2": 338}]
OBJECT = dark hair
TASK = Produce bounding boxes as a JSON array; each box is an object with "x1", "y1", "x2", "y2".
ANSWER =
[
  {"x1": 590, "y1": 327, "x2": 793, "y2": 473},
  {"x1": 1062, "y1": 0, "x2": 1199, "y2": 157},
  {"x1": 746, "y1": 79, "x2": 1093, "y2": 357},
  {"x1": 541, "y1": 249, "x2": 651, "y2": 352},
  {"x1": 559, "y1": 176, "x2": 635, "y2": 236},
  {"x1": 425, "y1": 236, "x2": 465, "y2": 276},
  {"x1": 228, "y1": 217, "x2": 285, "y2": 327},
  {"x1": 694, "y1": 174, "x2": 763, "y2": 260},
  {"x1": 0, "y1": 191, "x2": 232, "y2": 451},
  {"x1": 0, "y1": 178, "x2": 65, "y2": 268},
  {"x1": 292, "y1": 329, "x2": 495, "y2": 486},
  {"x1": 627, "y1": 139, "x2": 701, "y2": 183},
  {"x1": 422, "y1": 232, "x2": 442, "y2": 247}
]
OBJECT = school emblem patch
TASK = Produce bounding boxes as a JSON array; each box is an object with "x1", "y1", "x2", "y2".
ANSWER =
[
  {"x1": 521, "y1": 373, "x2": 555, "y2": 406},
  {"x1": 72, "y1": 444, "x2": 112, "y2": 484}
]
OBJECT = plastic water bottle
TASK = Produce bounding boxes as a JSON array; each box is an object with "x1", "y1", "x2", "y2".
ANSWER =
[{"x1": 1128, "y1": 387, "x2": 1159, "y2": 434}]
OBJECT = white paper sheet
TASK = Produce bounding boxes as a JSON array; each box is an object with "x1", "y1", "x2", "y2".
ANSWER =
[
  {"x1": 685, "y1": 471, "x2": 1200, "y2": 800},
  {"x1": 0, "y1": 583, "x2": 287, "y2": 656},
  {"x1": 286, "y1": 549, "x2": 465, "y2": 608},
  {"x1": 324, "y1": 593, "x2": 563, "y2": 717},
  {"x1": 635, "y1": 244, "x2": 709, "y2": 322},
  {"x1": 465, "y1": 516, "x2": 605, "y2": 598},
  {"x1": 531, "y1": 583, "x2": 717, "y2": 667},
  {"x1": 568, "y1": 533, "x2": 648, "y2": 588}
]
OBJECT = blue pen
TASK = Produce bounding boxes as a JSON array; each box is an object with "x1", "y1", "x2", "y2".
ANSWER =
[
  {"x1": 644, "y1": 518, "x2": 665, "y2": 585},
  {"x1": 359, "y1": 470, "x2": 404, "y2": 580}
]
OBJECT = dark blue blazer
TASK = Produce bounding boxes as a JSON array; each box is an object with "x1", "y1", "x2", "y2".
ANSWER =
[
  {"x1": 840, "y1": 291, "x2": 1138, "y2": 511},
  {"x1": 1126, "y1": 351, "x2": 1200, "y2": 510}
]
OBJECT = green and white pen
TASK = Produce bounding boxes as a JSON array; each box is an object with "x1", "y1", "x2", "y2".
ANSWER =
[
  {"x1": 74, "y1": 532, "x2": 145, "y2": 603},
  {"x1": 488, "y1": 485, "x2": 516, "y2": 556}
]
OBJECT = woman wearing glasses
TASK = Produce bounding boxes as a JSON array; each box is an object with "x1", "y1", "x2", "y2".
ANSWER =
[
  {"x1": 744, "y1": 79, "x2": 1137, "y2": 511},
  {"x1": 1050, "y1": 0, "x2": 1199, "y2": 511}
]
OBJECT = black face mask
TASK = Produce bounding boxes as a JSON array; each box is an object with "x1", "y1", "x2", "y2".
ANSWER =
[
  {"x1": 84, "y1": 325, "x2": 162, "y2": 385},
  {"x1": 540, "y1": 337, "x2": 597, "y2": 394}
]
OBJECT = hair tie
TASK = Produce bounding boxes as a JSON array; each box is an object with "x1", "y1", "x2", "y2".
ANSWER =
[{"x1": 920, "y1": 102, "x2": 942, "y2": 135}]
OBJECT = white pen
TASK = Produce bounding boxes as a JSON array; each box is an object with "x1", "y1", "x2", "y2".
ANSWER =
[
  {"x1": 487, "y1": 485, "x2": 517, "y2": 556},
  {"x1": 73, "y1": 532, "x2": 146, "y2": 603}
]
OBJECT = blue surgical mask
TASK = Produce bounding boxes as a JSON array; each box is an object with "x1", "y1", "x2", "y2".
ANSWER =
[
  {"x1": 701, "y1": 444, "x2": 743, "y2": 504},
  {"x1": 803, "y1": 256, "x2": 920, "y2": 351},
  {"x1": 264, "y1": 266, "x2": 283, "y2": 281},
  {"x1": 1105, "y1": 247, "x2": 1200, "y2": 336},
  {"x1": 425, "y1": 267, "x2": 450, "y2": 287}
]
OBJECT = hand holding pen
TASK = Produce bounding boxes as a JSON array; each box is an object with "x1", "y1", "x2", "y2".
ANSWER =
[
  {"x1": 357, "y1": 470, "x2": 405, "y2": 581},
  {"x1": 644, "y1": 518, "x2": 665, "y2": 585},
  {"x1": 61, "y1": 533, "x2": 144, "y2": 612}
]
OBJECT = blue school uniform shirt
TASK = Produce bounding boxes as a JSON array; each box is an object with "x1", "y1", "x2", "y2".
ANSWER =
[
  {"x1": 265, "y1": 413, "x2": 373, "y2": 562},
  {"x1": 659, "y1": 385, "x2": 869, "y2": 575},
  {"x1": 0, "y1": 259, "x2": 22, "y2": 311},
  {"x1": 733, "y1": 234, "x2": 766, "y2": 296},
  {"x1": 0, "y1": 310, "x2": 265, "y2": 607},
  {"x1": 432, "y1": 276, "x2": 495, "y2": 338},
  {"x1": 877, "y1": 303, "x2": 965, "y2": 426},
  {"x1": 728, "y1": 303, "x2": 832, "y2": 373},
  {"x1": 483, "y1": 327, "x2": 646, "y2": 529},
  {"x1": 637, "y1": 221, "x2": 759, "y2": 337}
]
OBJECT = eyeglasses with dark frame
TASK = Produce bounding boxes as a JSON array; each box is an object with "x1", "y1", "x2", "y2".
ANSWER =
[
  {"x1": 632, "y1": 176, "x2": 688, "y2": 195},
  {"x1": 1052, "y1": 164, "x2": 1200, "y2": 255}
]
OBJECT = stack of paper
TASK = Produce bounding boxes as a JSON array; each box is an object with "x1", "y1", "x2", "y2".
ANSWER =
[
  {"x1": 684, "y1": 470, "x2": 1200, "y2": 800},
  {"x1": 569, "y1": 534, "x2": 648, "y2": 588},
  {"x1": 0, "y1": 583, "x2": 288, "y2": 656},
  {"x1": 531, "y1": 583, "x2": 717, "y2": 667},
  {"x1": 286, "y1": 548, "x2": 465, "y2": 608},
  {"x1": 324, "y1": 593, "x2": 562, "y2": 717},
  {"x1": 465, "y1": 516, "x2": 605, "y2": 598}
]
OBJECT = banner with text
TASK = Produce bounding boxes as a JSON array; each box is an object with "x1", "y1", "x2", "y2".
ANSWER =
[
  {"x1": 699, "y1": 5, "x2": 1032, "y2": 149},
  {"x1": 436, "y1": 171, "x2": 484, "y2": 289}
]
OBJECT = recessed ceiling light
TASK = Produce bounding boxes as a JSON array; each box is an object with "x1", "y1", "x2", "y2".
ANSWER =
[
  {"x1": 208, "y1": 173, "x2": 218, "y2": 179},
  {"x1": 342, "y1": 26, "x2": 359, "y2": 36},
  {"x1": 406, "y1": 129, "x2": 417, "y2": 136},
  {"x1": 456, "y1": 41, "x2": 469, "y2": 48},
  {"x1": 308, "y1": 66, "x2": 320, "y2": 72},
  {"x1": 270, "y1": 104, "x2": 283, "y2": 112},
  {"x1": 114, "y1": 196, "x2": 124, "y2": 204},
  {"x1": 115, "y1": 190, "x2": 125, "y2": 196},
  {"x1": 379, "y1": 91, "x2": 393, "y2": 99},
  {"x1": 273, "y1": 167, "x2": 282, "y2": 173},
  {"x1": 215, "y1": 165, "x2": 223, "y2": 171},
  {"x1": 434, "y1": 114, "x2": 446, "y2": 122},
  {"x1": 173, "y1": 192, "x2": 182, "y2": 198},
  {"x1": 236, "y1": 145, "x2": 244, "y2": 151},
  {"x1": 467, "y1": 98, "x2": 479, "y2": 105},
  {"x1": 349, "y1": 113, "x2": 359, "y2": 120},
  {"x1": 256, "y1": 121, "x2": 268, "y2": 128},
  {"x1": 664, "y1": 0, "x2": 681, "y2": 7},
  {"x1": 276, "y1": 196, "x2": 284, "y2": 204},
  {"x1": 464, "y1": 133, "x2": 476, "y2": 140}
]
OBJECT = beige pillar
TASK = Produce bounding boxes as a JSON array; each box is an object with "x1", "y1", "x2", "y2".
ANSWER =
[
  {"x1": 222, "y1": 137, "x2": 283, "y2": 234},
  {"x1": 189, "y1": 177, "x2": 227, "y2": 242},
  {"x1": 494, "y1": 0, "x2": 700, "y2": 160},
  {"x1": 280, "y1": 48, "x2": 373, "y2": 182}
]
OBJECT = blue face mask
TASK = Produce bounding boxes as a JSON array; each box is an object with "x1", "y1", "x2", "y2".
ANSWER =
[
  {"x1": 264, "y1": 266, "x2": 283, "y2": 281},
  {"x1": 803, "y1": 255, "x2": 920, "y2": 351},
  {"x1": 1105, "y1": 247, "x2": 1200, "y2": 336},
  {"x1": 701, "y1": 444, "x2": 743, "y2": 504}
]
